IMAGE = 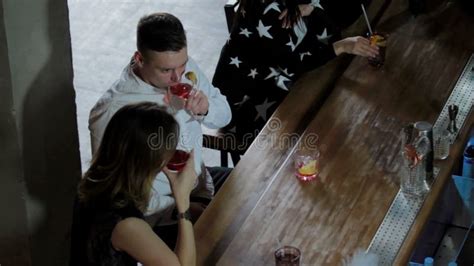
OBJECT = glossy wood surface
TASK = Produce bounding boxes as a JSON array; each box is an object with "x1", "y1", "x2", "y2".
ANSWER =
[
  {"x1": 195, "y1": 0, "x2": 474, "y2": 265},
  {"x1": 195, "y1": 53, "x2": 353, "y2": 266}
]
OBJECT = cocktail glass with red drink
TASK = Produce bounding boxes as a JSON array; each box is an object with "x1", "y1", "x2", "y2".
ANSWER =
[
  {"x1": 167, "y1": 83, "x2": 193, "y2": 112},
  {"x1": 169, "y1": 83, "x2": 193, "y2": 99},
  {"x1": 166, "y1": 149, "x2": 190, "y2": 172}
]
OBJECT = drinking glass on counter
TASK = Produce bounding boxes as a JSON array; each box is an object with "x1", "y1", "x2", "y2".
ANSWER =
[
  {"x1": 294, "y1": 147, "x2": 320, "y2": 181},
  {"x1": 275, "y1": 246, "x2": 301, "y2": 266},
  {"x1": 401, "y1": 153, "x2": 427, "y2": 196},
  {"x1": 360, "y1": 4, "x2": 387, "y2": 68},
  {"x1": 434, "y1": 128, "x2": 451, "y2": 160},
  {"x1": 401, "y1": 125, "x2": 430, "y2": 196}
]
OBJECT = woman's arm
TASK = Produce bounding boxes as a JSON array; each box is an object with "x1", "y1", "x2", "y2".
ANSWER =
[
  {"x1": 332, "y1": 36, "x2": 379, "y2": 58},
  {"x1": 111, "y1": 217, "x2": 187, "y2": 266},
  {"x1": 112, "y1": 151, "x2": 198, "y2": 266},
  {"x1": 173, "y1": 213, "x2": 196, "y2": 266}
]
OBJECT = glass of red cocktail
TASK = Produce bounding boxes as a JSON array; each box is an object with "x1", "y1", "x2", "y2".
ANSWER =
[
  {"x1": 169, "y1": 83, "x2": 193, "y2": 99},
  {"x1": 166, "y1": 149, "x2": 190, "y2": 172}
]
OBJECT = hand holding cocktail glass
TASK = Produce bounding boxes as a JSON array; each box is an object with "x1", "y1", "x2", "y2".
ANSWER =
[
  {"x1": 169, "y1": 83, "x2": 193, "y2": 100},
  {"x1": 168, "y1": 71, "x2": 209, "y2": 116},
  {"x1": 167, "y1": 149, "x2": 191, "y2": 172},
  {"x1": 328, "y1": 6, "x2": 384, "y2": 63},
  {"x1": 184, "y1": 89, "x2": 209, "y2": 116},
  {"x1": 368, "y1": 33, "x2": 387, "y2": 67},
  {"x1": 168, "y1": 71, "x2": 197, "y2": 100},
  {"x1": 167, "y1": 83, "x2": 192, "y2": 111},
  {"x1": 361, "y1": 4, "x2": 387, "y2": 68},
  {"x1": 163, "y1": 150, "x2": 198, "y2": 207}
]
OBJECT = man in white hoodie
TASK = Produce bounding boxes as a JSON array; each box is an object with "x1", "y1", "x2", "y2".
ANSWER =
[{"x1": 89, "y1": 12, "x2": 232, "y2": 246}]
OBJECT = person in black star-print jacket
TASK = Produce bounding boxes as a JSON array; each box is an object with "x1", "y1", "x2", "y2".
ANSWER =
[{"x1": 212, "y1": 0, "x2": 378, "y2": 150}]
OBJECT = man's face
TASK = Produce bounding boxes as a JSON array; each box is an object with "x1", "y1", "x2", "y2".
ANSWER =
[{"x1": 136, "y1": 47, "x2": 188, "y2": 89}]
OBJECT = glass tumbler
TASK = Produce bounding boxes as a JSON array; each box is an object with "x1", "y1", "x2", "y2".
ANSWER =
[
  {"x1": 434, "y1": 129, "x2": 450, "y2": 160},
  {"x1": 294, "y1": 147, "x2": 320, "y2": 181},
  {"x1": 368, "y1": 32, "x2": 387, "y2": 68},
  {"x1": 401, "y1": 134, "x2": 430, "y2": 196},
  {"x1": 275, "y1": 246, "x2": 301, "y2": 266}
]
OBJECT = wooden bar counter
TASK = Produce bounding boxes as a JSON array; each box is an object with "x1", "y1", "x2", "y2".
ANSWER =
[{"x1": 194, "y1": 0, "x2": 474, "y2": 265}]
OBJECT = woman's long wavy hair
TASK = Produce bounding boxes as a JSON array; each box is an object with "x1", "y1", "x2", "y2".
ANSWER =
[
  {"x1": 78, "y1": 102, "x2": 179, "y2": 212},
  {"x1": 236, "y1": 0, "x2": 301, "y2": 28}
]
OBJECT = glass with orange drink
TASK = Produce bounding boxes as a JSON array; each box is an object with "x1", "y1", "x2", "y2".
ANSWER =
[
  {"x1": 294, "y1": 148, "x2": 320, "y2": 181},
  {"x1": 368, "y1": 33, "x2": 387, "y2": 68}
]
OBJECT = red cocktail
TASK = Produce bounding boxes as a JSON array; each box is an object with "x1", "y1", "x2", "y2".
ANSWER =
[
  {"x1": 169, "y1": 83, "x2": 192, "y2": 99},
  {"x1": 167, "y1": 150, "x2": 190, "y2": 172}
]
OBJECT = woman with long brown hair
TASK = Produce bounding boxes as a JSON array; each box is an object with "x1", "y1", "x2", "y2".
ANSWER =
[{"x1": 70, "y1": 102, "x2": 197, "y2": 265}]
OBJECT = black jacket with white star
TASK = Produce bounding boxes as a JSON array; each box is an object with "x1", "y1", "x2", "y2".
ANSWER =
[{"x1": 212, "y1": 0, "x2": 367, "y2": 146}]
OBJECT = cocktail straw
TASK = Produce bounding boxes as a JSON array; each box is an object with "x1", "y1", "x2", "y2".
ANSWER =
[{"x1": 361, "y1": 4, "x2": 373, "y2": 36}]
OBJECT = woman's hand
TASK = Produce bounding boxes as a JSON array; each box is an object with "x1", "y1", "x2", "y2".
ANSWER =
[
  {"x1": 332, "y1": 36, "x2": 379, "y2": 58},
  {"x1": 163, "y1": 150, "x2": 198, "y2": 212},
  {"x1": 279, "y1": 4, "x2": 314, "y2": 28}
]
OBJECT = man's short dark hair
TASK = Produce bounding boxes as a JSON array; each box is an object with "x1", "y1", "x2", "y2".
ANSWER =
[{"x1": 137, "y1": 13, "x2": 187, "y2": 55}]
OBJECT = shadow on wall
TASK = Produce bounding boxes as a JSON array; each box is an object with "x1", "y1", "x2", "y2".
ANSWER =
[
  {"x1": 0, "y1": 0, "x2": 31, "y2": 264},
  {"x1": 20, "y1": 0, "x2": 81, "y2": 265}
]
